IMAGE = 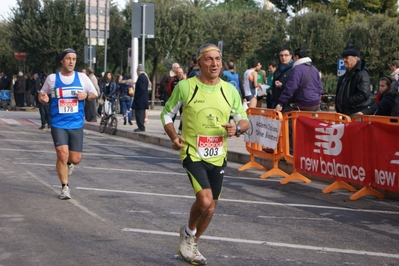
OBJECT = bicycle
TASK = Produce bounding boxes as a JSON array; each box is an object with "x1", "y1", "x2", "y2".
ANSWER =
[
  {"x1": 99, "y1": 98, "x2": 118, "y2": 135},
  {"x1": 320, "y1": 94, "x2": 335, "y2": 111}
]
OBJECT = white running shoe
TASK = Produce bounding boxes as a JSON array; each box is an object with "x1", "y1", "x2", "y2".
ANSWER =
[
  {"x1": 60, "y1": 185, "x2": 71, "y2": 200},
  {"x1": 178, "y1": 226, "x2": 207, "y2": 265},
  {"x1": 192, "y1": 244, "x2": 207, "y2": 265},
  {"x1": 68, "y1": 163, "x2": 74, "y2": 176}
]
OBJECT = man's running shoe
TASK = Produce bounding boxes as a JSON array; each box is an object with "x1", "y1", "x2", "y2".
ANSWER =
[
  {"x1": 60, "y1": 185, "x2": 71, "y2": 200},
  {"x1": 68, "y1": 163, "x2": 74, "y2": 176},
  {"x1": 192, "y1": 244, "x2": 207, "y2": 265},
  {"x1": 178, "y1": 226, "x2": 207, "y2": 265}
]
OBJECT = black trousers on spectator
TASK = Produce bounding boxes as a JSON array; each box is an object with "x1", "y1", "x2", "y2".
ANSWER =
[
  {"x1": 25, "y1": 90, "x2": 32, "y2": 106},
  {"x1": 16, "y1": 93, "x2": 25, "y2": 107},
  {"x1": 85, "y1": 99, "x2": 97, "y2": 121},
  {"x1": 39, "y1": 103, "x2": 51, "y2": 127},
  {"x1": 134, "y1": 109, "x2": 145, "y2": 131}
]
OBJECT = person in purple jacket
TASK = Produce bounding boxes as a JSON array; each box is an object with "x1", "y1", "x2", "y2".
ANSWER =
[{"x1": 275, "y1": 47, "x2": 323, "y2": 113}]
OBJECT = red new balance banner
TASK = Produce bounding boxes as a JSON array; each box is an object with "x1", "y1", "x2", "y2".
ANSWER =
[{"x1": 295, "y1": 116, "x2": 399, "y2": 192}]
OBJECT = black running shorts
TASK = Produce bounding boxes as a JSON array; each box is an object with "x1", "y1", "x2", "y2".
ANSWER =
[
  {"x1": 51, "y1": 127, "x2": 84, "y2": 152},
  {"x1": 183, "y1": 160, "x2": 225, "y2": 200}
]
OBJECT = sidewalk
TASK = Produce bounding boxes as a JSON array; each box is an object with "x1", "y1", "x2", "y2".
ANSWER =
[{"x1": 83, "y1": 105, "x2": 287, "y2": 173}]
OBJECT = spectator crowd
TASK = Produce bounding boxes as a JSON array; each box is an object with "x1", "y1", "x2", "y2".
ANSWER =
[{"x1": 1, "y1": 46, "x2": 399, "y2": 133}]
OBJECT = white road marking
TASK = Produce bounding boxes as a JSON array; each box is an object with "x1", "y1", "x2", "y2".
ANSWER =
[
  {"x1": 74, "y1": 186, "x2": 399, "y2": 215},
  {"x1": 28, "y1": 119, "x2": 41, "y2": 125},
  {"x1": 4, "y1": 149, "x2": 179, "y2": 160},
  {"x1": 24, "y1": 171, "x2": 107, "y2": 222},
  {"x1": 0, "y1": 118, "x2": 20, "y2": 125},
  {"x1": 258, "y1": 216, "x2": 333, "y2": 221},
  {"x1": 122, "y1": 228, "x2": 399, "y2": 259},
  {"x1": 15, "y1": 162, "x2": 281, "y2": 182},
  {"x1": 1, "y1": 139, "x2": 53, "y2": 144}
]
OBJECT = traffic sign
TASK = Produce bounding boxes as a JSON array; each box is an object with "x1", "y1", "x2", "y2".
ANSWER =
[
  {"x1": 14, "y1": 51, "x2": 26, "y2": 61},
  {"x1": 337, "y1": 58, "x2": 346, "y2": 76},
  {"x1": 131, "y1": 3, "x2": 155, "y2": 39},
  {"x1": 84, "y1": 45, "x2": 96, "y2": 64}
]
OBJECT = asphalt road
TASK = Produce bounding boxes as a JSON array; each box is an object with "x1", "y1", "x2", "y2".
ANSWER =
[{"x1": 1, "y1": 110, "x2": 399, "y2": 266}]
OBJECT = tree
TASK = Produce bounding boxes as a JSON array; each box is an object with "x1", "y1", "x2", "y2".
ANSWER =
[
  {"x1": 98, "y1": 0, "x2": 130, "y2": 74},
  {"x1": 331, "y1": 0, "x2": 398, "y2": 17},
  {"x1": 344, "y1": 14, "x2": 399, "y2": 78},
  {"x1": 269, "y1": 0, "x2": 330, "y2": 14},
  {"x1": 254, "y1": 12, "x2": 289, "y2": 67},
  {"x1": 202, "y1": 7, "x2": 274, "y2": 63},
  {"x1": 286, "y1": 8, "x2": 345, "y2": 74},
  {"x1": 136, "y1": 0, "x2": 205, "y2": 79},
  {"x1": 0, "y1": 21, "x2": 18, "y2": 74},
  {"x1": 9, "y1": 0, "x2": 86, "y2": 73},
  {"x1": 270, "y1": 0, "x2": 398, "y2": 17},
  {"x1": 178, "y1": 0, "x2": 215, "y2": 9},
  {"x1": 222, "y1": 0, "x2": 260, "y2": 9}
]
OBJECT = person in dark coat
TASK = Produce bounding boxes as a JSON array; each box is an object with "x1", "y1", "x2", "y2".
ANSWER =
[
  {"x1": 271, "y1": 48, "x2": 294, "y2": 108},
  {"x1": 14, "y1": 72, "x2": 26, "y2": 107},
  {"x1": 335, "y1": 48, "x2": 371, "y2": 117},
  {"x1": 132, "y1": 64, "x2": 149, "y2": 132},
  {"x1": 275, "y1": 47, "x2": 323, "y2": 112}
]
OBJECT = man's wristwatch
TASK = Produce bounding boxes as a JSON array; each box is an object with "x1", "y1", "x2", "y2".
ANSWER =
[{"x1": 235, "y1": 125, "x2": 241, "y2": 136}]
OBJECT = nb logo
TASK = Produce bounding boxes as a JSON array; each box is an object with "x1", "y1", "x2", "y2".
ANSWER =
[
  {"x1": 390, "y1": 152, "x2": 399, "y2": 165},
  {"x1": 313, "y1": 124, "x2": 344, "y2": 156}
]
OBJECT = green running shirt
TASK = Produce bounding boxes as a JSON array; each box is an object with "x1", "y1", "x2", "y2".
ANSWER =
[{"x1": 160, "y1": 77, "x2": 248, "y2": 166}]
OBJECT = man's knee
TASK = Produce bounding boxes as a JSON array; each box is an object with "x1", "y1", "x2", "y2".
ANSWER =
[
  {"x1": 69, "y1": 151, "x2": 82, "y2": 165},
  {"x1": 56, "y1": 146, "x2": 69, "y2": 162},
  {"x1": 195, "y1": 189, "x2": 214, "y2": 210}
]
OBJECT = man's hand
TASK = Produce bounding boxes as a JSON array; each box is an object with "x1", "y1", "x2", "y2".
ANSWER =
[
  {"x1": 222, "y1": 123, "x2": 236, "y2": 137},
  {"x1": 76, "y1": 90, "x2": 88, "y2": 100},
  {"x1": 275, "y1": 80, "x2": 282, "y2": 89},
  {"x1": 171, "y1": 136, "x2": 185, "y2": 150},
  {"x1": 38, "y1": 92, "x2": 49, "y2": 103}
]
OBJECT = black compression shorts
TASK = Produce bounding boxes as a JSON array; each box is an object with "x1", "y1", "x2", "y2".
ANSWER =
[
  {"x1": 51, "y1": 127, "x2": 84, "y2": 152},
  {"x1": 183, "y1": 160, "x2": 225, "y2": 200}
]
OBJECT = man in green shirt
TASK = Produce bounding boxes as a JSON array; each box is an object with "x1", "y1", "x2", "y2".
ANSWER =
[{"x1": 161, "y1": 43, "x2": 249, "y2": 265}]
